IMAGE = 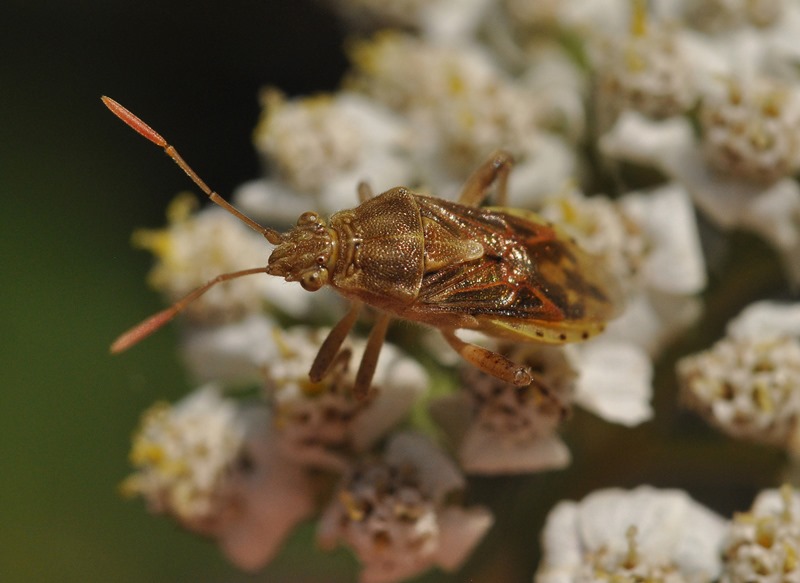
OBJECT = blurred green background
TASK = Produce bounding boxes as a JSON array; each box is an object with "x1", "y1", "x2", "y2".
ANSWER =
[{"x1": 1, "y1": 2, "x2": 793, "y2": 582}]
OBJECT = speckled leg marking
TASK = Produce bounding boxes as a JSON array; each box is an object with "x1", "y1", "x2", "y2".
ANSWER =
[{"x1": 442, "y1": 329, "x2": 532, "y2": 386}]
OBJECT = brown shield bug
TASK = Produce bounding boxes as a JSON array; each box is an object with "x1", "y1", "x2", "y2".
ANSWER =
[{"x1": 104, "y1": 96, "x2": 621, "y2": 399}]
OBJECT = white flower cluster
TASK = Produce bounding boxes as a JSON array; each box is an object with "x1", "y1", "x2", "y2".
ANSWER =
[
  {"x1": 593, "y1": 9, "x2": 698, "y2": 129},
  {"x1": 722, "y1": 486, "x2": 800, "y2": 583},
  {"x1": 700, "y1": 78, "x2": 800, "y2": 184},
  {"x1": 535, "y1": 485, "x2": 800, "y2": 583},
  {"x1": 536, "y1": 487, "x2": 728, "y2": 583},
  {"x1": 678, "y1": 301, "x2": 800, "y2": 453},
  {"x1": 116, "y1": 0, "x2": 800, "y2": 581},
  {"x1": 596, "y1": 0, "x2": 800, "y2": 283},
  {"x1": 121, "y1": 386, "x2": 316, "y2": 570},
  {"x1": 122, "y1": 386, "x2": 248, "y2": 524},
  {"x1": 318, "y1": 433, "x2": 493, "y2": 583}
]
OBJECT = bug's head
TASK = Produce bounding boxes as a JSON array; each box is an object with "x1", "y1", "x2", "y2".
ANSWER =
[{"x1": 267, "y1": 211, "x2": 337, "y2": 291}]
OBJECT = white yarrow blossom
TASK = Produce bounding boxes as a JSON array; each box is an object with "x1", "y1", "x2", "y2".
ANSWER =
[
  {"x1": 601, "y1": 89, "x2": 800, "y2": 284},
  {"x1": 317, "y1": 433, "x2": 493, "y2": 583},
  {"x1": 592, "y1": 13, "x2": 698, "y2": 131},
  {"x1": 348, "y1": 32, "x2": 577, "y2": 199},
  {"x1": 264, "y1": 327, "x2": 428, "y2": 470},
  {"x1": 721, "y1": 485, "x2": 800, "y2": 583},
  {"x1": 240, "y1": 89, "x2": 414, "y2": 225},
  {"x1": 536, "y1": 486, "x2": 728, "y2": 583},
  {"x1": 700, "y1": 77, "x2": 800, "y2": 184},
  {"x1": 179, "y1": 313, "x2": 279, "y2": 386},
  {"x1": 121, "y1": 386, "x2": 247, "y2": 524},
  {"x1": 121, "y1": 386, "x2": 314, "y2": 570},
  {"x1": 678, "y1": 301, "x2": 800, "y2": 453}
]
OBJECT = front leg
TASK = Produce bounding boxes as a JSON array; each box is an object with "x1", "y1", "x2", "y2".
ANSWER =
[
  {"x1": 309, "y1": 301, "x2": 363, "y2": 382},
  {"x1": 457, "y1": 150, "x2": 514, "y2": 207}
]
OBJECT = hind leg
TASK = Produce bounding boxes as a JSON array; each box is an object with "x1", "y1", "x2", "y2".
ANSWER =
[{"x1": 442, "y1": 329, "x2": 532, "y2": 386}]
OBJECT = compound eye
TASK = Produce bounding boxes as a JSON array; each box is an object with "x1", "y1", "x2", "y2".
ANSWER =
[
  {"x1": 298, "y1": 212, "x2": 319, "y2": 226},
  {"x1": 300, "y1": 269, "x2": 328, "y2": 291}
]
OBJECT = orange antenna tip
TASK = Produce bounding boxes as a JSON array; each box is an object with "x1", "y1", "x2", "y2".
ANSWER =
[
  {"x1": 102, "y1": 96, "x2": 167, "y2": 147},
  {"x1": 110, "y1": 308, "x2": 176, "y2": 354}
]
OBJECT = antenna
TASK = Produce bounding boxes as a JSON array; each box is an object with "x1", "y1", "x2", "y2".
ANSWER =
[
  {"x1": 103, "y1": 96, "x2": 283, "y2": 353},
  {"x1": 101, "y1": 96, "x2": 283, "y2": 245},
  {"x1": 110, "y1": 267, "x2": 270, "y2": 353}
]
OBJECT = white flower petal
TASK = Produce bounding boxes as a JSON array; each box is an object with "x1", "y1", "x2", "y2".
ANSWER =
[
  {"x1": 507, "y1": 134, "x2": 579, "y2": 207},
  {"x1": 679, "y1": 311, "x2": 800, "y2": 449},
  {"x1": 266, "y1": 329, "x2": 426, "y2": 468},
  {"x1": 560, "y1": 0, "x2": 632, "y2": 36},
  {"x1": 569, "y1": 340, "x2": 653, "y2": 426},
  {"x1": 458, "y1": 428, "x2": 571, "y2": 474},
  {"x1": 260, "y1": 276, "x2": 340, "y2": 320},
  {"x1": 434, "y1": 506, "x2": 494, "y2": 571},
  {"x1": 576, "y1": 488, "x2": 687, "y2": 558},
  {"x1": 433, "y1": 344, "x2": 575, "y2": 475},
  {"x1": 537, "y1": 501, "x2": 583, "y2": 583},
  {"x1": 180, "y1": 314, "x2": 278, "y2": 385},
  {"x1": 599, "y1": 111, "x2": 695, "y2": 174},
  {"x1": 603, "y1": 291, "x2": 703, "y2": 357},
  {"x1": 749, "y1": 486, "x2": 800, "y2": 518},
  {"x1": 727, "y1": 300, "x2": 800, "y2": 340},
  {"x1": 620, "y1": 184, "x2": 706, "y2": 295},
  {"x1": 721, "y1": 486, "x2": 800, "y2": 583},
  {"x1": 602, "y1": 83, "x2": 800, "y2": 288},
  {"x1": 249, "y1": 90, "x2": 415, "y2": 220},
  {"x1": 351, "y1": 343, "x2": 428, "y2": 451},
  {"x1": 385, "y1": 433, "x2": 465, "y2": 500},
  {"x1": 420, "y1": 0, "x2": 493, "y2": 41},
  {"x1": 232, "y1": 178, "x2": 313, "y2": 227},
  {"x1": 123, "y1": 389, "x2": 313, "y2": 571},
  {"x1": 217, "y1": 419, "x2": 315, "y2": 571},
  {"x1": 135, "y1": 204, "x2": 274, "y2": 322},
  {"x1": 122, "y1": 386, "x2": 247, "y2": 523},
  {"x1": 740, "y1": 179, "x2": 800, "y2": 284},
  {"x1": 520, "y1": 47, "x2": 588, "y2": 139}
]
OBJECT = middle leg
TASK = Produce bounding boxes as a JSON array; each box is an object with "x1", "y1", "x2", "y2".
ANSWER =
[{"x1": 353, "y1": 312, "x2": 393, "y2": 400}]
